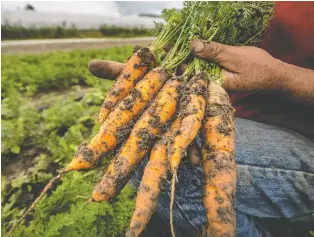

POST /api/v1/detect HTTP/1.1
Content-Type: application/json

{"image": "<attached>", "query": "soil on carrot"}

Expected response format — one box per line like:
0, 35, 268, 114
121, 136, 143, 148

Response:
178, 76, 206, 119
123, 73, 131, 79
115, 120, 136, 142
211, 152, 235, 171
136, 47, 155, 66
133, 76, 142, 86
111, 87, 125, 97
214, 196, 224, 204
105, 157, 136, 197
121, 88, 143, 111
133, 45, 142, 54
206, 104, 233, 118
103, 100, 113, 109
216, 206, 235, 224
74, 142, 95, 163
148, 115, 162, 129
216, 117, 233, 136
136, 128, 156, 152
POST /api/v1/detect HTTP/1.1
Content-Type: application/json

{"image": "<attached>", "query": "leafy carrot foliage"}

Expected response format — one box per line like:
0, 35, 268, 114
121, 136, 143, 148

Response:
2, 46, 136, 237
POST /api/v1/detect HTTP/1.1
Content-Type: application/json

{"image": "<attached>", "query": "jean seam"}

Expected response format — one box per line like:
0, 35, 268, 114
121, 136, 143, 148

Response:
236, 163, 314, 175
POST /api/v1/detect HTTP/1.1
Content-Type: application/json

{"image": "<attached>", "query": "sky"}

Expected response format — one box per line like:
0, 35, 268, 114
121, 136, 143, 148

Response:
1, 1, 183, 16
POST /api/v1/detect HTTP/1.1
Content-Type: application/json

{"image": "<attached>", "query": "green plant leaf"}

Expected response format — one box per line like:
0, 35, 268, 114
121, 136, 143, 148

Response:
10, 145, 20, 154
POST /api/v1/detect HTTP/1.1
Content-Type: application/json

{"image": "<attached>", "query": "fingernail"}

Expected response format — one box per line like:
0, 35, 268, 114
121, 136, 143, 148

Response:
88, 60, 101, 71
191, 39, 206, 54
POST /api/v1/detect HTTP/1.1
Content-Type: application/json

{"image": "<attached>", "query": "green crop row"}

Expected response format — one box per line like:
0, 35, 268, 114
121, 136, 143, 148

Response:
2, 24, 152, 40
1, 46, 137, 237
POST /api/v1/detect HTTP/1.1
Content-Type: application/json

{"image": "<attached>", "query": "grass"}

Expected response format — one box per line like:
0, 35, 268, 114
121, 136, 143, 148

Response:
1, 46, 137, 237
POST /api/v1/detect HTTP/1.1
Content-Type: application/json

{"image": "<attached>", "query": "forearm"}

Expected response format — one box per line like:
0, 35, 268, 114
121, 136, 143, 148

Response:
275, 60, 314, 106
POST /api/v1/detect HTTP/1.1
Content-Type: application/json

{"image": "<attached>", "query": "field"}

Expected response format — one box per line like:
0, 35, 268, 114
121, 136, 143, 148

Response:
2, 24, 152, 40
1, 46, 137, 236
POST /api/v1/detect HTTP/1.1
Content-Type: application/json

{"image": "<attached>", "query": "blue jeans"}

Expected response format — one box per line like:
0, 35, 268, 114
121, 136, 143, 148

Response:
130, 118, 314, 237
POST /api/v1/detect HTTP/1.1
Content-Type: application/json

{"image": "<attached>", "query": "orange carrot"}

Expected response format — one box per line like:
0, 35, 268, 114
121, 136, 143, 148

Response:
66, 67, 168, 172
199, 83, 236, 237
6, 67, 168, 237
126, 118, 181, 237
98, 47, 155, 124
89, 77, 183, 202
167, 73, 207, 237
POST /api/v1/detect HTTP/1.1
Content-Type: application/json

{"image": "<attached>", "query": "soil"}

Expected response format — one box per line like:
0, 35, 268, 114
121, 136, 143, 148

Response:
2, 37, 156, 55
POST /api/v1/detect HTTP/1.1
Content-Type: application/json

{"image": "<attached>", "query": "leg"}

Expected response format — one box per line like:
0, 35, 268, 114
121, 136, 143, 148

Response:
235, 118, 314, 219
129, 118, 314, 236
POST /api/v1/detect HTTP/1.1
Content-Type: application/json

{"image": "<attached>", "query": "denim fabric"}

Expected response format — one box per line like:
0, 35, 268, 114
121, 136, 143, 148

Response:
129, 118, 314, 237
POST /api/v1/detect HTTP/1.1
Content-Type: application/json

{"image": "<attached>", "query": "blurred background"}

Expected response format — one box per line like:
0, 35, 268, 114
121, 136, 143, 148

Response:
1, 2, 180, 237
1, 1, 183, 54
2, 1, 183, 39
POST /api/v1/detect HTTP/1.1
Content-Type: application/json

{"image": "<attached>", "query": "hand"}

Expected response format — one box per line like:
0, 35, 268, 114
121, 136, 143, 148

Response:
88, 59, 124, 80
88, 41, 314, 104
88, 50, 187, 79
190, 39, 284, 92
87, 45, 172, 79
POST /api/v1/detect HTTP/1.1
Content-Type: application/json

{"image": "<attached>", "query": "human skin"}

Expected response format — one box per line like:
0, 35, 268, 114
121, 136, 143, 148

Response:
89, 40, 314, 107
190, 39, 314, 106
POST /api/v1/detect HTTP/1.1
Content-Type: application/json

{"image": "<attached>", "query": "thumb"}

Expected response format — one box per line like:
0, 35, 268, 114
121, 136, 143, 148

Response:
88, 60, 125, 80
190, 39, 232, 66
190, 39, 239, 86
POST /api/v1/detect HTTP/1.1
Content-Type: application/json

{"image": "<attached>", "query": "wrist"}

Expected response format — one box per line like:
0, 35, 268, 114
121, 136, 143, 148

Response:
268, 59, 294, 92
270, 59, 314, 104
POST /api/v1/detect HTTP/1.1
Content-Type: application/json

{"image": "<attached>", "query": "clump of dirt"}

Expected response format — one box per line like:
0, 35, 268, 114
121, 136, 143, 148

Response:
216, 118, 232, 136
116, 120, 136, 142
189, 73, 208, 97
111, 87, 124, 97
120, 88, 142, 111
215, 196, 224, 204
178, 74, 207, 119
216, 206, 235, 224
74, 142, 94, 163
136, 128, 156, 152
103, 100, 113, 109
134, 63, 148, 69
148, 115, 162, 129
123, 73, 131, 79
136, 47, 155, 65
206, 103, 233, 118
133, 76, 142, 86
133, 45, 142, 53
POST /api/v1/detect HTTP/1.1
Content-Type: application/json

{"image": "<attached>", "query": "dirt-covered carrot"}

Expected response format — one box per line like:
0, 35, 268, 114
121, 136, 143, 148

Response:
187, 141, 202, 166
199, 83, 236, 237
98, 47, 155, 124
167, 73, 207, 237
67, 67, 169, 172
89, 77, 183, 202
126, 118, 181, 237
96, 11, 184, 125
6, 67, 168, 237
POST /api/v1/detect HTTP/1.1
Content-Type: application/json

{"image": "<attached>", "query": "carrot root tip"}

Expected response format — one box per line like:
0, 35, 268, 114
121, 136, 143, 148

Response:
170, 172, 177, 237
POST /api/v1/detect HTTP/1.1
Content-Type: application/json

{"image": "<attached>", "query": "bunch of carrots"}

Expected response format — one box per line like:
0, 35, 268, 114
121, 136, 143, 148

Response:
7, 2, 274, 237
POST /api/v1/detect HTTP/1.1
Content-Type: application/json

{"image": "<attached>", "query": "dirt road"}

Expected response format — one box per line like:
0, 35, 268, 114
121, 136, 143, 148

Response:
1, 37, 156, 55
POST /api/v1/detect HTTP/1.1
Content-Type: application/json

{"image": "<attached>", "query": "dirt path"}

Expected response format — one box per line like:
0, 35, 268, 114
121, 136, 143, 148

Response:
1, 37, 156, 55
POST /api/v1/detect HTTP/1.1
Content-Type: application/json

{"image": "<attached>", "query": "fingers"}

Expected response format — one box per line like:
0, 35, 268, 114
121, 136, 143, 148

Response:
187, 142, 202, 166
160, 44, 173, 61
176, 63, 188, 76
190, 39, 241, 91
190, 39, 235, 66
163, 44, 172, 53
88, 60, 125, 80
221, 69, 241, 91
